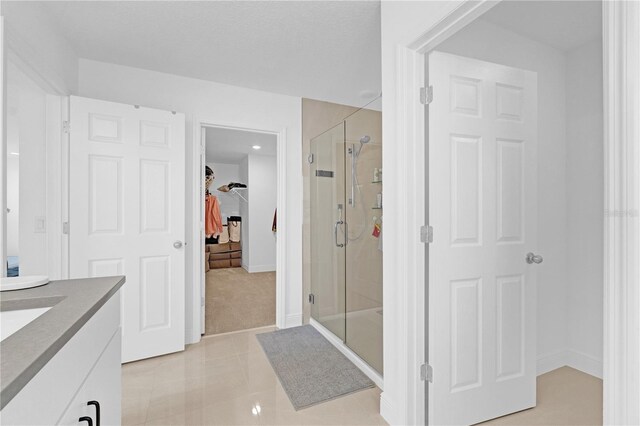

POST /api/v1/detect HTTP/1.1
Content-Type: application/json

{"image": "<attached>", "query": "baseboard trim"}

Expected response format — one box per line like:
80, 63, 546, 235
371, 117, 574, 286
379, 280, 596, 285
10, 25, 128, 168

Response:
284, 313, 302, 328
566, 349, 603, 379
379, 392, 396, 425
537, 349, 602, 379
310, 318, 384, 390
243, 264, 276, 273
185, 327, 200, 345
537, 350, 568, 376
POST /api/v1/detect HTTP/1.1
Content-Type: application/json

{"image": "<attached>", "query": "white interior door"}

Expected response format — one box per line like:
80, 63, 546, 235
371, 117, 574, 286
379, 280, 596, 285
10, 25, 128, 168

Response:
69, 96, 185, 363
428, 51, 538, 425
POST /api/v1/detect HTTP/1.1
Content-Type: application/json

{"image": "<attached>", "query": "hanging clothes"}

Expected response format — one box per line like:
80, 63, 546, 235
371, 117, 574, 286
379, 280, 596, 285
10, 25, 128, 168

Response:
205, 194, 224, 238
272, 209, 277, 233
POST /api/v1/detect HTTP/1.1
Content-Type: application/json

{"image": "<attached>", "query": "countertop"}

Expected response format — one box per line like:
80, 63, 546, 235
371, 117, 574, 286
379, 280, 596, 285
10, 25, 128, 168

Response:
0, 276, 125, 410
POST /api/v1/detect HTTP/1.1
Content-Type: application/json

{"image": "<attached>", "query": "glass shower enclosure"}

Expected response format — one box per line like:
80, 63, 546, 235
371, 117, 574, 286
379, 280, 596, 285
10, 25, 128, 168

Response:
309, 100, 383, 375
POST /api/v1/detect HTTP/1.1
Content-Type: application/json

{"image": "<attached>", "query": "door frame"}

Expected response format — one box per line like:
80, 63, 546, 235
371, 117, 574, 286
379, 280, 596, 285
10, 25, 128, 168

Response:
191, 118, 287, 340
385, 1, 640, 425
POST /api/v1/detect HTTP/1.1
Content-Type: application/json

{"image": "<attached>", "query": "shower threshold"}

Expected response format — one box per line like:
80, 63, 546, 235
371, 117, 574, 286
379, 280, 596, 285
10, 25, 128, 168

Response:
309, 317, 383, 389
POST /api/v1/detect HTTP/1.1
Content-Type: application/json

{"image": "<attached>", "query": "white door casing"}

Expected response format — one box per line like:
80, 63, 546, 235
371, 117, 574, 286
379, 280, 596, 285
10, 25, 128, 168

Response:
69, 96, 186, 363
428, 52, 538, 425
200, 126, 206, 334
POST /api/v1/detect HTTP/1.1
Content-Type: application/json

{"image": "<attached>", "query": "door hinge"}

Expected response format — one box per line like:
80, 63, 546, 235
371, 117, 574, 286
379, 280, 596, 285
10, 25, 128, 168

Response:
62, 121, 70, 134
308, 293, 315, 304
62, 222, 69, 235
420, 364, 433, 382
420, 225, 433, 243
420, 86, 433, 105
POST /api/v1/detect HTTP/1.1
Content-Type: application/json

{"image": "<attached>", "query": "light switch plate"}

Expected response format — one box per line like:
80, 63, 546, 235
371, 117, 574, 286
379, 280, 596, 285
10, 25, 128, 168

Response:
34, 216, 46, 233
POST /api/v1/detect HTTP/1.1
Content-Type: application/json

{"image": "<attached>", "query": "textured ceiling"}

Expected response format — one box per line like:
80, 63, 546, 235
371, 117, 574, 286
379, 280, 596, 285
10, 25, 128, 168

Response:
205, 127, 277, 164
482, 1, 602, 51
36, 1, 381, 107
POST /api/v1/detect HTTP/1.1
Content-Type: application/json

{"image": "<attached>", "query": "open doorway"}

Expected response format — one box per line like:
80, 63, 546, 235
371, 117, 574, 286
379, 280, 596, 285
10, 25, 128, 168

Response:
201, 126, 278, 336
425, 1, 604, 424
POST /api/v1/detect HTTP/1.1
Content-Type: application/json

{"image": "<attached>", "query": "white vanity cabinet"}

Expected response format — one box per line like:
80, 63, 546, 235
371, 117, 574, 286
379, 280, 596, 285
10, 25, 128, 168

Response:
0, 292, 122, 426
57, 331, 121, 426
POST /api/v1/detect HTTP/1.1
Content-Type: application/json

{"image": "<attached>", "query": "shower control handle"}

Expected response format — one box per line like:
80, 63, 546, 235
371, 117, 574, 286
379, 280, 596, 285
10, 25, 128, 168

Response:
334, 220, 345, 248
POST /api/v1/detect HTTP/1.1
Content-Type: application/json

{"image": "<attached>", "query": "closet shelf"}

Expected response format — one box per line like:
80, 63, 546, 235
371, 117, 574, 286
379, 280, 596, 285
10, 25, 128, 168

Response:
229, 187, 248, 202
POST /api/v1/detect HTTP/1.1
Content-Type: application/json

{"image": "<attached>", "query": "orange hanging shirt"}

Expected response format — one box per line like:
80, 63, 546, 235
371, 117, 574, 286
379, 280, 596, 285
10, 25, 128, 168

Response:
205, 195, 224, 238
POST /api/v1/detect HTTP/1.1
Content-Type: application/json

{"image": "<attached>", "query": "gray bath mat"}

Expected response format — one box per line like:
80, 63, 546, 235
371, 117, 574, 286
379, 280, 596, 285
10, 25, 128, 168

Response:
256, 325, 375, 410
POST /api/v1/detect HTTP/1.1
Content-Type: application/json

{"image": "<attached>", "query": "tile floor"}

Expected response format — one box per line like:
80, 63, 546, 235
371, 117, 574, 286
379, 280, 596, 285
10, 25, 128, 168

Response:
205, 268, 276, 335
123, 326, 602, 426
122, 326, 387, 425
482, 366, 603, 425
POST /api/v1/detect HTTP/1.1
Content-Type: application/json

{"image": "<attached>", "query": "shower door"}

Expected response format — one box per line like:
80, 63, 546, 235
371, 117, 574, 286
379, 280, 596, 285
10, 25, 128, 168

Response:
344, 107, 383, 374
310, 122, 347, 340
310, 103, 384, 376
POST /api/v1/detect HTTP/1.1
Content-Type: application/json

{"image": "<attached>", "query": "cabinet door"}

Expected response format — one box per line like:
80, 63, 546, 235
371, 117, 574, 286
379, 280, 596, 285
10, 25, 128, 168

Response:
57, 330, 121, 425
85, 331, 122, 426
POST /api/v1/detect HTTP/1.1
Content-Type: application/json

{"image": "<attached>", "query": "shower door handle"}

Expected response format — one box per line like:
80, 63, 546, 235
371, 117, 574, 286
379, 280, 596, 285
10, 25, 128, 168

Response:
334, 220, 345, 248
343, 222, 348, 246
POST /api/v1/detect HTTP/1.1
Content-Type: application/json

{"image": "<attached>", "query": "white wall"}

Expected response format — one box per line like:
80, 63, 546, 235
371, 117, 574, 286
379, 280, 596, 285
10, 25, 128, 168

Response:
566, 39, 604, 377
207, 162, 241, 220
77, 59, 303, 340
245, 154, 277, 272
1, 2, 78, 94
437, 18, 570, 371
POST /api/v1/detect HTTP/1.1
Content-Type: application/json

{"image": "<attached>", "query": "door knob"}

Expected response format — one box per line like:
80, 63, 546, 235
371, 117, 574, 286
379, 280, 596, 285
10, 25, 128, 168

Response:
173, 241, 183, 249
526, 252, 543, 264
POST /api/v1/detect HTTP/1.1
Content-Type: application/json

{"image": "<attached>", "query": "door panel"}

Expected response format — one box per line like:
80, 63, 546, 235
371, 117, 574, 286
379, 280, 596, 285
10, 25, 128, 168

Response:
309, 122, 347, 340
70, 96, 185, 363
428, 51, 538, 425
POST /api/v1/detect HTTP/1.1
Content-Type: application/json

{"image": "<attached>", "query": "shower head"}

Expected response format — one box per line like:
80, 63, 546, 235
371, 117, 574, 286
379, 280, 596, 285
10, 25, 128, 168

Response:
354, 135, 370, 158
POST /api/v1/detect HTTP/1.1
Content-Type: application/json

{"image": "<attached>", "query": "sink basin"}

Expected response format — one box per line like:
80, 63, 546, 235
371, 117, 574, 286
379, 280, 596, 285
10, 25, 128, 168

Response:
0, 276, 49, 292
0, 307, 51, 341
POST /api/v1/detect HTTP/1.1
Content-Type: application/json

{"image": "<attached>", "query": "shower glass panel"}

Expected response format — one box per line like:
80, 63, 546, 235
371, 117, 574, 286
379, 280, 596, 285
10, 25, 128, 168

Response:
310, 121, 347, 340
344, 104, 383, 374
310, 97, 383, 376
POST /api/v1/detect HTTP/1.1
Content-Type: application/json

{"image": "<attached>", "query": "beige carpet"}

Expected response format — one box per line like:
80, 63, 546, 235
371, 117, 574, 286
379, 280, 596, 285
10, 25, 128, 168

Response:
481, 366, 603, 425
205, 267, 276, 335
